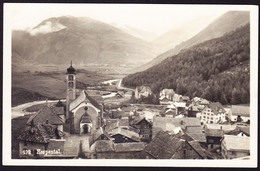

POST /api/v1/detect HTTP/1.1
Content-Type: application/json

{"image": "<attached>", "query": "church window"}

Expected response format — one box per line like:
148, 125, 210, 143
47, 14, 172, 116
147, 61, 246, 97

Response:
68, 82, 74, 88
68, 75, 74, 81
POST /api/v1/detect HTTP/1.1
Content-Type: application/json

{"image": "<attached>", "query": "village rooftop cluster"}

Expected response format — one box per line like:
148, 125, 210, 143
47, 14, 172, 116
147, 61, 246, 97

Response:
16, 64, 250, 160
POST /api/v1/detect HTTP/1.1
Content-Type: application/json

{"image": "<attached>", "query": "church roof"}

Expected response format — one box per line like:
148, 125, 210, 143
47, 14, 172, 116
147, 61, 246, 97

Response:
69, 90, 102, 111
27, 105, 64, 125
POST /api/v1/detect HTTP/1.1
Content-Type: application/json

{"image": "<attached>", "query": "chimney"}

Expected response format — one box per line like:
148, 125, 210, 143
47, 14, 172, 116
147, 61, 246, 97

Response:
180, 120, 184, 125
220, 126, 222, 130
46, 119, 49, 124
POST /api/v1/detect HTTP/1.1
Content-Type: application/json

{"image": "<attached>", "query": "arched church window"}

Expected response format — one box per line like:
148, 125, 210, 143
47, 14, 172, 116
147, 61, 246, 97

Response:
68, 75, 74, 81
68, 82, 74, 88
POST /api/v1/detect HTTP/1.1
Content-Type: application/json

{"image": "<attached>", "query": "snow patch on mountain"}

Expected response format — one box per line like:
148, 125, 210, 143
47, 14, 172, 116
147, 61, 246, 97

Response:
29, 21, 67, 36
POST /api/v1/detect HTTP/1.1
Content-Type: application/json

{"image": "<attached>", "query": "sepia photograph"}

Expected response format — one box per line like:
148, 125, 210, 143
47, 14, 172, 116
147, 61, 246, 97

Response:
2, 3, 258, 167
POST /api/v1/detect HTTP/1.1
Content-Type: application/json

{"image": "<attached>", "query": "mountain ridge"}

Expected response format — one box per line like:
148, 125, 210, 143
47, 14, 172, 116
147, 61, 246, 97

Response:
132, 11, 250, 73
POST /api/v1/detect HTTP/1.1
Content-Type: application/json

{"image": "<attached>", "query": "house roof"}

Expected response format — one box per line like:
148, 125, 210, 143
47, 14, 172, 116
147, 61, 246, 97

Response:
153, 117, 201, 131
130, 116, 152, 126
231, 105, 250, 117
109, 128, 140, 142
51, 106, 64, 115
187, 133, 206, 143
186, 126, 206, 143
27, 105, 64, 125
94, 140, 114, 152
105, 118, 130, 132
69, 90, 102, 111
160, 89, 175, 96
137, 86, 152, 94
188, 141, 207, 159
207, 102, 225, 115
238, 126, 250, 136
205, 124, 237, 132
182, 96, 190, 101
222, 135, 250, 151
114, 142, 145, 152
205, 129, 224, 137
144, 131, 183, 159
17, 123, 64, 143
93, 127, 110, 141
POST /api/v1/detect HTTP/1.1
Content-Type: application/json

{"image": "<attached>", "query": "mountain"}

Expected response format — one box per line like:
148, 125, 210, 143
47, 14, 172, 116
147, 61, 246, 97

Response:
134, 11, 250, 72
12, 16, 161, 71
153, 15, 217, 53
122, 23, 250, 105
110, 23, 159, 41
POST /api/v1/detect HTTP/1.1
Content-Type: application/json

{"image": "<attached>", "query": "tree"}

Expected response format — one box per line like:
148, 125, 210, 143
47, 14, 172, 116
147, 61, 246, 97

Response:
231, 88, 241, 104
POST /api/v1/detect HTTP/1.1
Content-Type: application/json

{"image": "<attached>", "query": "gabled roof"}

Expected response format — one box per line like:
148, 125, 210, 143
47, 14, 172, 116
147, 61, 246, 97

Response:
130, 116, 152, 126
114, 142, 145, 152
186, 126, 206, 143
105, 118, 130, 132
205, 124, 237, 133
231, 105, 250, 117
153, 117, 201, 130
188, 141, 207, 159
205, 129, 224, 137
144, 131, 183, 159
27, 105, 64, 125
93, 127, 110, 141
207, 102, 225, 115
17, 123, 64, 143
222, 135, 250, 152
51, 106, 64, 115
69, 90, 102, 111
109, 128, 140, 142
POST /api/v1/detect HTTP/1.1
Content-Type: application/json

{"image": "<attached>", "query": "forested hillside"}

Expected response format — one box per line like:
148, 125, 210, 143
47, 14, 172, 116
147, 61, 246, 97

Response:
122, 24, 250, 105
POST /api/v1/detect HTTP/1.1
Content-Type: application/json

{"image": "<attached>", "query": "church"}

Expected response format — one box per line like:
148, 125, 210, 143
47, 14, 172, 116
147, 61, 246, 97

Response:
66, 61, 104, 134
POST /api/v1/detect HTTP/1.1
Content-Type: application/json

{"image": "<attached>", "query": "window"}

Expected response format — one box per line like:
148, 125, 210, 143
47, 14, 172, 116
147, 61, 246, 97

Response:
68, 75, 74, 81
68, 82, 74, 88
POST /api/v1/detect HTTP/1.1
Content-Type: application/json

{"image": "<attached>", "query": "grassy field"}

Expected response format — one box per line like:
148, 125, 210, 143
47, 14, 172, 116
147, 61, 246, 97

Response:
12, 69, 114, 106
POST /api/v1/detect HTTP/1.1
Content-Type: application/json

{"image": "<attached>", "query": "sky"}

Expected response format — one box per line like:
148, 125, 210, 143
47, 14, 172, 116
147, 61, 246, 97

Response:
4, 4, 251, 36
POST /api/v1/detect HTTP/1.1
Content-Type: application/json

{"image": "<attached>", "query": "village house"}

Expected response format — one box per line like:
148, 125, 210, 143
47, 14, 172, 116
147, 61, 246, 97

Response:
182, 96, 190, 103
159, 96, 172, 105
89, 127, 111, 146
225, 126, 250, 137
135, 86, 152, 99
187, 104, 200, 118
130, 117, 152, 142
141, 131, 210, 159
228, 105, 250, 123
172, 93, 183, 102
108, 127, 141, 143
159, 89, 175, 101
152, 117, 206, 145
198, 102, 227, 124
221, 135, 250, 159
18, 122, 66, 158
105, 118, 131, 132
205, 128, 224, 150
26, 104, 65, 132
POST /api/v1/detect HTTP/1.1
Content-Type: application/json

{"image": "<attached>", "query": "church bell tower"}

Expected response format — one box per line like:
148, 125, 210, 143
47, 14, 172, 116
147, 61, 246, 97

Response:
66, 61, 76, 119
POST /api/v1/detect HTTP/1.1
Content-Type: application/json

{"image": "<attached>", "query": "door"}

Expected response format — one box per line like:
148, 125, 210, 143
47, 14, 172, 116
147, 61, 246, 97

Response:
83, 125, 88, 134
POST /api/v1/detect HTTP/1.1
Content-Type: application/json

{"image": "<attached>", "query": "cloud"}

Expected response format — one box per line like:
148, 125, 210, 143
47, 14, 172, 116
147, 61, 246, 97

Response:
29, 21, 66, 36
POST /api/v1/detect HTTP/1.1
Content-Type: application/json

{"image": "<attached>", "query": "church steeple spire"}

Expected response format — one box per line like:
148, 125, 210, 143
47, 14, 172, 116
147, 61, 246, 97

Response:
67, 60, 76, 74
